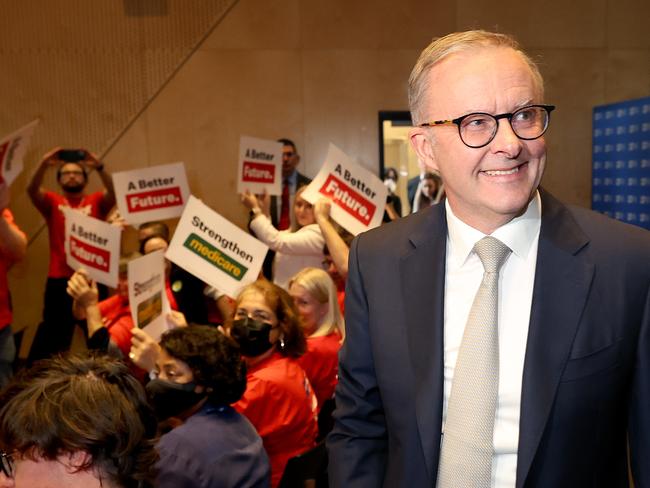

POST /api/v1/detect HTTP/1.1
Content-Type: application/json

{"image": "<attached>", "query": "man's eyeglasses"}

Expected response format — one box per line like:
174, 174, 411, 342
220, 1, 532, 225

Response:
1, 451, 15, 478
418, 104, 555, 149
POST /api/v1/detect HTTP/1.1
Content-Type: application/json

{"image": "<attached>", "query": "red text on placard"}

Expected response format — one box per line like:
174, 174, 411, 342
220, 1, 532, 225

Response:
127, 187, 183, 213
242, 161, 276, 183
319, 174, 376, 225
70, 236, 110, 272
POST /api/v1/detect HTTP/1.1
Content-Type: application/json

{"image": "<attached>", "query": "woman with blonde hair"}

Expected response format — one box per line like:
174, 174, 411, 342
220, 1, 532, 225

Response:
288, 267, 344, 412
241, 186, 325, 290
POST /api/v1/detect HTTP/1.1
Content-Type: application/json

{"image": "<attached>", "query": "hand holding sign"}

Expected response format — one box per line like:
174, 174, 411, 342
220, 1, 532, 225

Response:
129, 328, 160, 372
302, 144, 387, 236
66, 268, 99, 308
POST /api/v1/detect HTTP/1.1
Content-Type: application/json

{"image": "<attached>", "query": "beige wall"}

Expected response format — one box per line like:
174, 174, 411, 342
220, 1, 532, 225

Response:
3, 0, 649, 354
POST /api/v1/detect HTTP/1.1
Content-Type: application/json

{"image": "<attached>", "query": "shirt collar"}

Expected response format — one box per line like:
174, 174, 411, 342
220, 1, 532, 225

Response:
446, 190, 541, 267
285, 170, 298, 186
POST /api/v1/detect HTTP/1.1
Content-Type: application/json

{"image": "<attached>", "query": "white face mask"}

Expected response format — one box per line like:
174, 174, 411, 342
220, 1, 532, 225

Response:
384, 179, 397, 193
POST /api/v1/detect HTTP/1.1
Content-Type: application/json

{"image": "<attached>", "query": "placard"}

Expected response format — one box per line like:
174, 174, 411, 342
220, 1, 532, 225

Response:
237, 136, 283, 196
165, 195, 269, 298
0, 119, 39, 186
63, 208, 121, 287
112, 162, 190, 225
302, 143, 387, 235
128, 250, 172, 341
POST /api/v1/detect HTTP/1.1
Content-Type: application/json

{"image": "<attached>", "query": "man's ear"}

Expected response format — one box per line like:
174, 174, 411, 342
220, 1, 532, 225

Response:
62, 451, 92, 472
409, 128, 439, 173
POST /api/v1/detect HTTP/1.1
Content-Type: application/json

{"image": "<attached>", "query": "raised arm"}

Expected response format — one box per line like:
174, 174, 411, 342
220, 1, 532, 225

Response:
84, 150, 116, 214
314, 198, 349, 278
26, 147, 60, 215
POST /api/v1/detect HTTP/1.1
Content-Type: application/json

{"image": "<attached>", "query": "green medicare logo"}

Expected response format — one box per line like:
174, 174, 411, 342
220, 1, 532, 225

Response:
183, 233, 248, 281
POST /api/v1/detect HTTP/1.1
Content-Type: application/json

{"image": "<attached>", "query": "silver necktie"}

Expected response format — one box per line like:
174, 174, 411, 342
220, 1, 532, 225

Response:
437, 236, 512, 488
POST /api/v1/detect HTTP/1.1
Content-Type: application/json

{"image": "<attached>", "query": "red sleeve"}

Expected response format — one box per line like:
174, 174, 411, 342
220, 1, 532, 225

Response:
1, 209, 26, 240
40, 191, 59, 217
87, 191, 109, 219
107, 314, 135, 358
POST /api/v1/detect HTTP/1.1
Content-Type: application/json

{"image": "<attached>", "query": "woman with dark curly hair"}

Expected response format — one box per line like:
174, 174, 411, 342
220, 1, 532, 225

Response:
0, 353, 158, 488
227, 280, 318, 488
147, 325, 270, 488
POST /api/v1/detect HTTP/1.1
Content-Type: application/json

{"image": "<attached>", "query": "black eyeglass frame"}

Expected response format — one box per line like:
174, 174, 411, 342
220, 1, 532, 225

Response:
0, 451, 15, 478
418, 104, 556, 149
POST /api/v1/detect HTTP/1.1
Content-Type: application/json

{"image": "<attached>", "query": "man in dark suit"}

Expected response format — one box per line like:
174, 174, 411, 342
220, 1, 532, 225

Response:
328, 30, 650, 487
256, 138, 311, 279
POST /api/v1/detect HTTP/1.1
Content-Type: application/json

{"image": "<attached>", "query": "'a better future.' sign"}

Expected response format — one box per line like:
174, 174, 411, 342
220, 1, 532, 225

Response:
113, 162, 190, 225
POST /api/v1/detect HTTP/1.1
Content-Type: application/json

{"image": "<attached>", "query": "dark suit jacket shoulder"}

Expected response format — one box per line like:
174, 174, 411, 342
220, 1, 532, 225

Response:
328, 190, 650, 488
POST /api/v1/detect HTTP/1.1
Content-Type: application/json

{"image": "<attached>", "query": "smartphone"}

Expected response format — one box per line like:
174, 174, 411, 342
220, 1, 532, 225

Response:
58, 149, 86, 162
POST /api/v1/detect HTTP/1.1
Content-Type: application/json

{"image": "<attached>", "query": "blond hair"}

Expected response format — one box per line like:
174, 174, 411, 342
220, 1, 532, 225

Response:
289, 267, 345, 339
408, 30, 544, 125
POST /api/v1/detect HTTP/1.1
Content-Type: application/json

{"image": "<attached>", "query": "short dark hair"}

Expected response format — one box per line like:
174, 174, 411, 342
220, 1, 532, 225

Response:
159, 325, 247, 405
138, 221, 170, 254
138, 221, 170, 242
0, 353, 158, 488
277, 138, 297, 153
56, 161, 88, 182
383, 167, 399, 182
230, 280, 306, 358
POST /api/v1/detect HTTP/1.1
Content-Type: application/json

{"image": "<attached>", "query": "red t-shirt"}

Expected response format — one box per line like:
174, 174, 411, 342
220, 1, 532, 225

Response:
0, 209, 25, 329
97, 294, 133, 358
298, 332, 341, 410
41, 191, 106, 278
234, 353, 318, 488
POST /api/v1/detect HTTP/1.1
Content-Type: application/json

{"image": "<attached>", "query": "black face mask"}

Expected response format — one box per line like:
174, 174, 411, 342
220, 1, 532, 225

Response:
230, 317, 274, 357
145, 379, 205, 421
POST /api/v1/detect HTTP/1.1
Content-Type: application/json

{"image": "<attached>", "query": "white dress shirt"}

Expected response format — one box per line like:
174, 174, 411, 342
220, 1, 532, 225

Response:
442, 192, 541, 487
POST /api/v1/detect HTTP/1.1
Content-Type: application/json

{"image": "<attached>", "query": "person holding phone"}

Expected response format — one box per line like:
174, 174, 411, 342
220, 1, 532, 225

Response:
27, 147, 116, 362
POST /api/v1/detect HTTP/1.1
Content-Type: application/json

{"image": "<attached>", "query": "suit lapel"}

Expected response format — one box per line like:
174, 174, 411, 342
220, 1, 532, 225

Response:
400, 204, 447, 482
516, 190, 594, 487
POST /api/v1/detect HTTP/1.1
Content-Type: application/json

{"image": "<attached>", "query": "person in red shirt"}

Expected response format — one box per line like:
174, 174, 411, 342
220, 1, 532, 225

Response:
228, 280, 318, 488
289, 267, 344, 412
66, 259, 187, 381
0, 182, 27, 389
27, 147, 116, 361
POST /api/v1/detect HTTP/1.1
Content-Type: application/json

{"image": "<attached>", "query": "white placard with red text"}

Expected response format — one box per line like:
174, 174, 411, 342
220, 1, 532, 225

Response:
165, 195, 269, 298
63, 208, 121, 288
112, 162, 190, 225
128, 250, 172, 342
237, 136, 282, 196
302, 143, 387, 235
0, 119, 39, 186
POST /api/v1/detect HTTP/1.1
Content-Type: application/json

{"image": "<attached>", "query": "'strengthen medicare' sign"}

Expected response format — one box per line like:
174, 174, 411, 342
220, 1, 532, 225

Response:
165, 195, 269, 298
128, 250, 171, 342
64, 208, 121, 287
112, 162, 190, 225
302, 143, 387, 235
0, 119, 39, 186
237, 136, 282, 196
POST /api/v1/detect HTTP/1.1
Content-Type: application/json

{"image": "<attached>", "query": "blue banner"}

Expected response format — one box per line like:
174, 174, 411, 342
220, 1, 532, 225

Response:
592, 96, 650, 230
